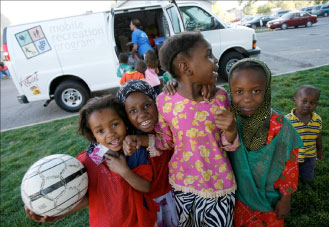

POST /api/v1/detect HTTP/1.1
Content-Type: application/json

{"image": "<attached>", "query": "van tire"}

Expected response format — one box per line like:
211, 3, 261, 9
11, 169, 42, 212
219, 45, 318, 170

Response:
54, 80, 90, 112
219, 52, 244, 81
324, 12, 328, 17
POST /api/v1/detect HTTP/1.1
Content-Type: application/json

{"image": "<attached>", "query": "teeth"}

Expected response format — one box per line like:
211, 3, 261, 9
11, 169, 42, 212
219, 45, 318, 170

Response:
140, 120, 151, 126
109, 139, 120, 145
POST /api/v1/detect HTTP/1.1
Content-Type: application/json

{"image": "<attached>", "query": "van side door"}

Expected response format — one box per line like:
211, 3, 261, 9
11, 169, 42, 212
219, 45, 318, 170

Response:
163, 4, 185, 35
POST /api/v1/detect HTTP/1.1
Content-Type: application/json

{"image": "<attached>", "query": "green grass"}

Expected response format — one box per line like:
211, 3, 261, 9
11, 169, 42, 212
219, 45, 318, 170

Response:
1, 65, 329, 226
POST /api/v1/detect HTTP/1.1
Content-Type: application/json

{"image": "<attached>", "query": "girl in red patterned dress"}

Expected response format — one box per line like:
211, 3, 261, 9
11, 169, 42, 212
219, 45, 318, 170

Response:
228, 59, 303, 227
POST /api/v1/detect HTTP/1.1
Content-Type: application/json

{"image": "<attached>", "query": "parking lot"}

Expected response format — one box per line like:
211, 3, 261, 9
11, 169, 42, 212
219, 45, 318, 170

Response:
1, 16, 329, 131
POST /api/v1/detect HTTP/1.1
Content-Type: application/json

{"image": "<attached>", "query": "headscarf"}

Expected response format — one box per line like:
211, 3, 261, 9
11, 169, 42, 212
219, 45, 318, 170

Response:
116, 80, 157, 104
228, 58, 272, 151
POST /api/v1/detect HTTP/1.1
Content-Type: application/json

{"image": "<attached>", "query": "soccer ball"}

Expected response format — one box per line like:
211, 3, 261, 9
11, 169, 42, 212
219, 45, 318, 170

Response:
21, 154, 88, 217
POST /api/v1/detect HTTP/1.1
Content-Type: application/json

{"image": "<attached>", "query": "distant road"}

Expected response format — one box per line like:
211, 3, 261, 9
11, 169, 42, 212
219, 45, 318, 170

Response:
1, 17, 329, 131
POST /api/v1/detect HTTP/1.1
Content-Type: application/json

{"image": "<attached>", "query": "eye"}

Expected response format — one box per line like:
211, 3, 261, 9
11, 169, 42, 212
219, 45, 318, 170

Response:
97, 129, 104, 134
235, 90, 243, 94
144, 103, 151, 109
252, 89, 261, 94
129, 109, 137, 114
112, 122, 119, 128
303, 101, 307, 104
311, 101, 317, 105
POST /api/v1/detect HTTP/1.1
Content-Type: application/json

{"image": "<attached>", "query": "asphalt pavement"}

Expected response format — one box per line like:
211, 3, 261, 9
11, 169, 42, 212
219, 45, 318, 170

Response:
1, 17, 329, 131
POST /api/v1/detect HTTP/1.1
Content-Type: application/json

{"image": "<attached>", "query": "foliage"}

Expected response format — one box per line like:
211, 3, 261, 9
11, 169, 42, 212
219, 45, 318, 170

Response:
1, 65, 329, 226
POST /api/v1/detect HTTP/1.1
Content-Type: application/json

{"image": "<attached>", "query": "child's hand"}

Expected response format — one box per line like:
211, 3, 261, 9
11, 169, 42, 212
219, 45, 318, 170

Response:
123, 135, 142, 156
214, 107, 237, 142
275, 195, 291, 219
24, 206, 60, 222
163, 80, 178, 95
104, 153, 129, 176
201, 84, 217, 102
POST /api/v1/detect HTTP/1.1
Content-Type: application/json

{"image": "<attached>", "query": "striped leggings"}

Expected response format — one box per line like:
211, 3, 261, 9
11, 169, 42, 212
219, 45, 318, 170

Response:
174, 191, 235, 227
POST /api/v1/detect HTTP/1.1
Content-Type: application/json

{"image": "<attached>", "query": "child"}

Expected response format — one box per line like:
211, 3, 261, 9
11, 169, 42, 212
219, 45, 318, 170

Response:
144, 49, 161, 95
162, 71, 173, 84
117, 79, 178, 227
120, 60, 146, 85
126, 32, 240, 226
117, 53, 133, 78
0, 62, 10, 79
25, 95, 158, 227
227, 59, 304, 227
286, 85, 323, 189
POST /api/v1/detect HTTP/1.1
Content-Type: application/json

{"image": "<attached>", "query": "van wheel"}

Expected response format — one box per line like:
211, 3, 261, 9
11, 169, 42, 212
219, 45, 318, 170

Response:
219, 52, 244, 81
324, 12, 328, 17
281, 23, 287, 30
54, 80, 90, 112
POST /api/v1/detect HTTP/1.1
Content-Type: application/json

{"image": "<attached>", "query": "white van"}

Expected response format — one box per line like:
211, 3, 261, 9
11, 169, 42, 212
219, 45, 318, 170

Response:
3, 1, 260, 112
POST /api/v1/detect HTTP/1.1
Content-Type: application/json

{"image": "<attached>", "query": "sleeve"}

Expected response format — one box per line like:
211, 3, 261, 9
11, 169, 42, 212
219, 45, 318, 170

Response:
120, 74, 126, 85
117, 66, 122, 78
151, 97, 174, 157
274, 147, 299, 195
219, 132, 240, 151
131, 30, 138, 44
216, 88, 240, 151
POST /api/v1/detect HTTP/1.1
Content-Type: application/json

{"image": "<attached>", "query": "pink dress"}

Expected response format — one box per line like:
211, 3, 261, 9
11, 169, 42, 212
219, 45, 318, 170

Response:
153, 89, 239, 198
145, 67, 161, 87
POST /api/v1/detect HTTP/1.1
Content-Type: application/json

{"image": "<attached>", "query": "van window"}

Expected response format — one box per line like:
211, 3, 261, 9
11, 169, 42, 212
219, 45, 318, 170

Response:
179, 6, 221, 31
166, 7, 181, 34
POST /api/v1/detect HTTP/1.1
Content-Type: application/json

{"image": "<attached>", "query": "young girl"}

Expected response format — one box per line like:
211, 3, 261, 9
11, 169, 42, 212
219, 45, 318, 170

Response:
116, 79, 178, 227
125, 32, 240, 226
145, 50, 161, 95
227, 59, 303, 227
25, 95, 158, 227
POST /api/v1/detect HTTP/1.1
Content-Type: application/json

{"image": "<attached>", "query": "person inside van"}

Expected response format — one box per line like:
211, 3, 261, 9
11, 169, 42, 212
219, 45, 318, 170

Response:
120, 60, 147, 85
117, 53, 133, 78
129, 19, 154, 59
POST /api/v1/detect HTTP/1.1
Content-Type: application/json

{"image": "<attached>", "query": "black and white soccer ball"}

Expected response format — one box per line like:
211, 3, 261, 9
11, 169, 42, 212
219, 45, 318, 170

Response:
21, 154, 88, 217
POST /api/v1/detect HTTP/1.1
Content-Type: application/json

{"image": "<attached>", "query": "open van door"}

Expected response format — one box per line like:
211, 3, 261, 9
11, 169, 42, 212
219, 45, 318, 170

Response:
162, 1, 185, 36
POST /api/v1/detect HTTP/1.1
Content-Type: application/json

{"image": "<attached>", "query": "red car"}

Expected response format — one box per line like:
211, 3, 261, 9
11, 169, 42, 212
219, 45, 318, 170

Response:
267, 11, 317, 29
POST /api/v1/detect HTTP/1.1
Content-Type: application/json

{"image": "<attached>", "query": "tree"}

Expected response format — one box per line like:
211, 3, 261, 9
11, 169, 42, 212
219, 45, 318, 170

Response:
257, 5, 272, 14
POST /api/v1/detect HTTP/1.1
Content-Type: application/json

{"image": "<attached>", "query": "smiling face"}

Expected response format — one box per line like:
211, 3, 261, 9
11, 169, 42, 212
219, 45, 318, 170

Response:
187, 39, 219, 85
124, 92, 158, 133
88, 108, 126, 151
294, 88, 319, 117
230, 68, 267, 116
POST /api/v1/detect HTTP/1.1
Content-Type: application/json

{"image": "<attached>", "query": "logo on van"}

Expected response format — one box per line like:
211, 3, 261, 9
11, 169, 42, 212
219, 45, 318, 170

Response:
15, 26, 51, 59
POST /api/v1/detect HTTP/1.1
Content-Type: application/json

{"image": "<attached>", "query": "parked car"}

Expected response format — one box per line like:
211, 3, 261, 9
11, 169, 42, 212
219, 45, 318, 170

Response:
311, 5, 322, 15
305, 7, 313, 13
274, 10, 291, 17
242, 15, 278, 29
267, 11, 317, 30
300, 7, 306, 11
312, 3, 329, 17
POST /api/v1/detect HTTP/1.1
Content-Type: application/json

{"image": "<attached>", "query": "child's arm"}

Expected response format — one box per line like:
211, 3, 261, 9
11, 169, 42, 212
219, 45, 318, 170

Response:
24, 194, 88, 222
214, 108, 238, 144
162, 80, 217, 102
123, 135, 149, 156
275, 194, 291, 219
104, 153, 151, 193
316, 133, 323, 161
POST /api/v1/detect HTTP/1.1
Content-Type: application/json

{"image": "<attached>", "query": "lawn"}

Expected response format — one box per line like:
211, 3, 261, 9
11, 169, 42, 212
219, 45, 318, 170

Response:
1, 65, 328, 226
